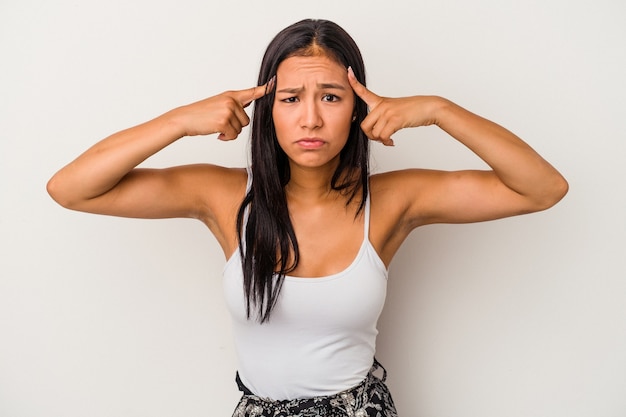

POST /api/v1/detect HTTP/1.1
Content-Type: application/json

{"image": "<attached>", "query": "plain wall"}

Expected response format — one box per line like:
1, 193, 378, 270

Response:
1, 1, 625, 416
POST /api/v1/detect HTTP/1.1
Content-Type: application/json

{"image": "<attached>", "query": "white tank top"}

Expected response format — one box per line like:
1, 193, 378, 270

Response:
223, 173, 388, 400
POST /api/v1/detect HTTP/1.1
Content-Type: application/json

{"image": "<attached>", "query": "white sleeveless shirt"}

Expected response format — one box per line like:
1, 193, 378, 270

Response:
223, 174, 388, 400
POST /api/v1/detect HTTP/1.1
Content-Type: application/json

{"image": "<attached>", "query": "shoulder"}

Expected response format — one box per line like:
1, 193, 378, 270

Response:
180, 165, 249, 254
193, 163, 248, 194
164, 164, 248, 220
367, 169, 449, 263
169, 163, 247, 180
365, 170, 428, 265
370, 169, 434, 203
369, 168, 446, 229
168, 164, 248, 192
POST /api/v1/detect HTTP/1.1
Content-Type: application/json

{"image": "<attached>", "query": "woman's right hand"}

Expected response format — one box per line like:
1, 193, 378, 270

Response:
171, 79, 274, 140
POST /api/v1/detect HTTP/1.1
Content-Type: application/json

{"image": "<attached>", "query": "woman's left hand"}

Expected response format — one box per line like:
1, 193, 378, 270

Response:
347, 67, 442, 146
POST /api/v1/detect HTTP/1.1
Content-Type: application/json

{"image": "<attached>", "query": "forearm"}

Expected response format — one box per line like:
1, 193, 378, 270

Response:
433, 97, 568, 207
47, 110, 184, 207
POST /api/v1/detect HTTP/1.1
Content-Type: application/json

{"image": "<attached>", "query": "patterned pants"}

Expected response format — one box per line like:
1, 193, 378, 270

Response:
231, 360, 398, 417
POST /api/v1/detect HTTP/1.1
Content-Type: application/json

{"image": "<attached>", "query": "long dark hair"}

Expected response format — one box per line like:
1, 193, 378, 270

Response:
236, 19, 370, 322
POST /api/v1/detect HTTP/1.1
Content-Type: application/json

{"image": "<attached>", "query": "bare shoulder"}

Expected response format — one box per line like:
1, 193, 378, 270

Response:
174, 164, 248, 219
160, 163, 247, 191
369, 169, 433, 211
369, 167, 457, 229
168, 164, 248, 256
370, 169, 431, 190
367, 170, 435, 264
179, 164, 248, 192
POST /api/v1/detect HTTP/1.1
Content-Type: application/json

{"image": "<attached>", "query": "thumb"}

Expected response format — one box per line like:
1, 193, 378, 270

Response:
347, 67, 382, 109
239, 76, 276, 108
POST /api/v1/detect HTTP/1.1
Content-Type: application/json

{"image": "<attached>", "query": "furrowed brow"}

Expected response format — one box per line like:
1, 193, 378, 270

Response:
318, 83, 346, 90
276, 83, 346, 94
277, 87, 304, 94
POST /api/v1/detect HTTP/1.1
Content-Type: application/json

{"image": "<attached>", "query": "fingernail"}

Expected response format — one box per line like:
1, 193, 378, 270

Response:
267, 75, 276, 92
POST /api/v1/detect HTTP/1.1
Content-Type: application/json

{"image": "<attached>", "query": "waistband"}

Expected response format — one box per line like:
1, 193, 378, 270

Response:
231, 358, 398, 417
235, 358, 387, 398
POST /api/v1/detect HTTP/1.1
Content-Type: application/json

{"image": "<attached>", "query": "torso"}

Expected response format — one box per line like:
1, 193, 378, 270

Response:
222, 176, 388, 399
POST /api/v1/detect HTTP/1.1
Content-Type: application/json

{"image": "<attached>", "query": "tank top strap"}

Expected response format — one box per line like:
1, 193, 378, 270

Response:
245, 166, 253, 192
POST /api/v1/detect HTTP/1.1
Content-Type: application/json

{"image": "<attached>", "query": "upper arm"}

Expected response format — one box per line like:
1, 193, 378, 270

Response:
377, 169, 552, 231
413, 169, 541, 226
52, 164, 247, 222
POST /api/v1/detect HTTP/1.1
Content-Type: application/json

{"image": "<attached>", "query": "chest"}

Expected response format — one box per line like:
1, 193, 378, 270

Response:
287, 203, 365, 278
224, 241, 388, 328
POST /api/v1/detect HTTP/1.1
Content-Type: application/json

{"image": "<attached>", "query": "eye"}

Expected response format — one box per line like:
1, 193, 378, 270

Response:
322, 94, 340, 102
281, 96, 298, 103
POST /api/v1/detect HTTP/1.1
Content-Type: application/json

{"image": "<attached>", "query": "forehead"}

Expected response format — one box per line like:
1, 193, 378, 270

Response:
276, 55, 347, 81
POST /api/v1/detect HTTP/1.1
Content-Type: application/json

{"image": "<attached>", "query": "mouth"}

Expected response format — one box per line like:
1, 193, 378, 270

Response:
295, 137, 326, 149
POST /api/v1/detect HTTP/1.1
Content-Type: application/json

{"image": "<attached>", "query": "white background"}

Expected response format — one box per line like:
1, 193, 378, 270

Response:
1, 1, 625, 416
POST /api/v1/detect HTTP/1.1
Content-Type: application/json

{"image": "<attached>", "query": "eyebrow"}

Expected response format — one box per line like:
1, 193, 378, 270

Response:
277, 83, 347, 94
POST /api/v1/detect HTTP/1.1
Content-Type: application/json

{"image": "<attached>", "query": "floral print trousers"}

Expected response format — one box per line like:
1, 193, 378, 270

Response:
231, 359, 398, 417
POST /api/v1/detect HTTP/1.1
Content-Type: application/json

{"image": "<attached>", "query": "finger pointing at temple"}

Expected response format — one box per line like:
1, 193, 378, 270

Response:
347, 67, 395, 146
241, 76, 276, 108
214, 77, 276, 141
347, 67, 382, 110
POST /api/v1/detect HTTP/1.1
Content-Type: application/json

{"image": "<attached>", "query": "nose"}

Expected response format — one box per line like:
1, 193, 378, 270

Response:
299, 99, 323, 130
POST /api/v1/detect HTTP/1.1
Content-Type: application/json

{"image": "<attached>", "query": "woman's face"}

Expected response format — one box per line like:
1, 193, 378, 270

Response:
272, 54, 355, 170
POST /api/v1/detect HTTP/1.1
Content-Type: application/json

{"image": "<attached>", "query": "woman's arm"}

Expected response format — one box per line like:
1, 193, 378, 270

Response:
348, 68, 568, 228
47, 84, 269, 220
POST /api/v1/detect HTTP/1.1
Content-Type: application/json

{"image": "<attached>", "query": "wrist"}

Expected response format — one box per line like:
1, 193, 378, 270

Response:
159, 107, 189, 139
428, 96, 453, 127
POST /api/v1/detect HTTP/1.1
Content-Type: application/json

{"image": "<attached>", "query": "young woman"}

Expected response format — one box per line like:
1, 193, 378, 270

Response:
47, 19, 568, 417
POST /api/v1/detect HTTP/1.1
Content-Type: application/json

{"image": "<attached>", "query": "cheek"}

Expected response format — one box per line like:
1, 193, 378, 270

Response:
330, 109, 354, 134
337, 99, 356, 130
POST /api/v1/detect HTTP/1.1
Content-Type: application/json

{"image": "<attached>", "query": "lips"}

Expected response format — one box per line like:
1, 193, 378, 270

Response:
295, 137, 326, 149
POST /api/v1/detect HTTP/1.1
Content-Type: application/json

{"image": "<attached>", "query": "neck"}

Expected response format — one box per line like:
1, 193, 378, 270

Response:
284, 159, 364, 209
285, 162, 338, 201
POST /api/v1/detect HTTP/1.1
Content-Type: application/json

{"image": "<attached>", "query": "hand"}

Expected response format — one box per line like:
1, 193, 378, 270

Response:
172, 77, 274, 140
347, 67, 439, 146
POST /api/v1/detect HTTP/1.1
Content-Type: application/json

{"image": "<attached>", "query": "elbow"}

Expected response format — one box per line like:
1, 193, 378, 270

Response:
46, 174, 76, 209
46, 175, 65, 206
556, 175, 569, 201
535, 173, 569, 211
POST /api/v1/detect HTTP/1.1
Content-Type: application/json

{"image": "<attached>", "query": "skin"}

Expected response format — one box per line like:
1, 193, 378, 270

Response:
273, 55, 354, 173
271, 55, 362, 276
47, 54, 569, 278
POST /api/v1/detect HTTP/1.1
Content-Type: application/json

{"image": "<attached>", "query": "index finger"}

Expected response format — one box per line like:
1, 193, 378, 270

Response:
239, 76, 276, 108
347, 67, 382, 109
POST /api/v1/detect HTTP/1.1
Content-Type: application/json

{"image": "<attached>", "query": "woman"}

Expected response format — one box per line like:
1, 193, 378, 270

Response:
47, 19, 568, 417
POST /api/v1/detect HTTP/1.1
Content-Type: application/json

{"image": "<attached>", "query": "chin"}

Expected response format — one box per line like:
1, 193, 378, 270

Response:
289, 155, 340, 170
